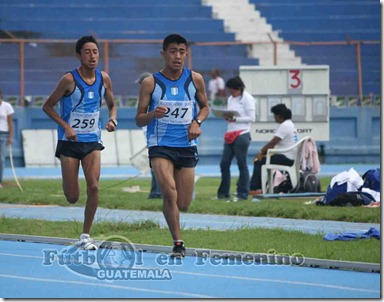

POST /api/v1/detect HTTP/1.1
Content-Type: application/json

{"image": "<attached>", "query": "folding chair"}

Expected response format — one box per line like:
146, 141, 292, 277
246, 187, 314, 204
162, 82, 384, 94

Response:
261, 136, 310, 194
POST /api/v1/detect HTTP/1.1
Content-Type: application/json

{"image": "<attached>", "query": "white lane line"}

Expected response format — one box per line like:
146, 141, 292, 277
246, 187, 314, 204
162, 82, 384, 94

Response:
0, 253, 42, 259
169, 270, 380, 294
0, 274, 214, 299
0, 252, 379, 294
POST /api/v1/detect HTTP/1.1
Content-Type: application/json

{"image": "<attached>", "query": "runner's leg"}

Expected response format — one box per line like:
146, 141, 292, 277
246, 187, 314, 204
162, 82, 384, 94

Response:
80, 150, 101, 234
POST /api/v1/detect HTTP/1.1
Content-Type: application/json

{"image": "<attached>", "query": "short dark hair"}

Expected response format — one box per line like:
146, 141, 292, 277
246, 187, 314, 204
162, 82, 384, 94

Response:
76, 36, 99, 55
271, 103, 292, 120
225, 76, 245, 92
162, 34, 188, 51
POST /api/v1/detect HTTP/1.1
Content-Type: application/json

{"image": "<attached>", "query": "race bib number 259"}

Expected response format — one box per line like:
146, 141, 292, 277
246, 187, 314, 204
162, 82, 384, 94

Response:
69, 112, 99, 134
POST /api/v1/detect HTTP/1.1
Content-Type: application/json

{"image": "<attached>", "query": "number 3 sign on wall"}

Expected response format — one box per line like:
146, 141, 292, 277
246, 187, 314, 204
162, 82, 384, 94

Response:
288, 69, 302, 94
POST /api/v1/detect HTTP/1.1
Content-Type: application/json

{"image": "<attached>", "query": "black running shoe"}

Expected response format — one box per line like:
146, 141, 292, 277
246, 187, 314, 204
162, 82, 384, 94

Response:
171, 242, 185, 258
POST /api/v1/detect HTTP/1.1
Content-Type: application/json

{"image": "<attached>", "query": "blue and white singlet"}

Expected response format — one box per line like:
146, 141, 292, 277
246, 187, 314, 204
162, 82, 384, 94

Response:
58, 69, 105, 143
146, 68, 199, 147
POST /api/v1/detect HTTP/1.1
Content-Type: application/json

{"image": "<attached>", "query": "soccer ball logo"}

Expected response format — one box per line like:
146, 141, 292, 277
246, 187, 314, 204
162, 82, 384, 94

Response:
97, 235, 136, 270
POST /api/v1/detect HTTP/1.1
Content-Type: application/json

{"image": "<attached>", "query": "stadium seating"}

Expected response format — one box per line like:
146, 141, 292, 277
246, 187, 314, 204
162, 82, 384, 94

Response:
0, 0, 379, 98
0, 0, 380, 167
0, 0, 258, 97
250, 0, 380, 97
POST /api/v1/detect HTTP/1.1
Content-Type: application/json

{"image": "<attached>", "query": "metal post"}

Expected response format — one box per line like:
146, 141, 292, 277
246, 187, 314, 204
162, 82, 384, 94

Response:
187, 44, 192, 69
19, 40, 25, 106
103, 41, 109, 74
273, 41, 278, 66
356, 42, 363, 104
267, 34, 277, 65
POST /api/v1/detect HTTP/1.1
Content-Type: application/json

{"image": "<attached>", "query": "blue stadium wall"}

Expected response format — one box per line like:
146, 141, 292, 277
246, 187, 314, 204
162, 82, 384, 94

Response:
9, 107, 380, 167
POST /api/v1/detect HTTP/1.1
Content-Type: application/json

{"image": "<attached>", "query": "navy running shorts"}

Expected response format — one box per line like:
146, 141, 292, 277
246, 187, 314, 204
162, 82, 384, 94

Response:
55, 140, 104, 160
148, 146, 199, 169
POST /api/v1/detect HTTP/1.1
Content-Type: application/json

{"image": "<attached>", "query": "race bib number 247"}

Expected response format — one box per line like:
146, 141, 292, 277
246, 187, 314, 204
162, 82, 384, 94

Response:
159, 100, 193, 125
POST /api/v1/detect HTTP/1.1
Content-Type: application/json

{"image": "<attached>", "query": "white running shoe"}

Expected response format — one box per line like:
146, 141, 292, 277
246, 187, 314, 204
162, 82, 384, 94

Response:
75, 233, 98, 250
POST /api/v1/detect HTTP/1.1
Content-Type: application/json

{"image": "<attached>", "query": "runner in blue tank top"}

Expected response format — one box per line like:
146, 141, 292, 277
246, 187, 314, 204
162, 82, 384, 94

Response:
136, 34, 209, 258
57, 68, 105, 143
43, 36, 117, 250
146, 68, 199, 147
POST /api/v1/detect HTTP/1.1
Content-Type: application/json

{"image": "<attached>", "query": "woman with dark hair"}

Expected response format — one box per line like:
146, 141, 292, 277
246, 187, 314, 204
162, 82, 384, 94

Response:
217, 76, 256, 202
250, 103, 299, 195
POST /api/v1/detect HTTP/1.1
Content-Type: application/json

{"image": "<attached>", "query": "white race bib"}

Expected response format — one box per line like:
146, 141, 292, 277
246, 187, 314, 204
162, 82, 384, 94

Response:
158, 100, 193, 125
69, 111, 99, 134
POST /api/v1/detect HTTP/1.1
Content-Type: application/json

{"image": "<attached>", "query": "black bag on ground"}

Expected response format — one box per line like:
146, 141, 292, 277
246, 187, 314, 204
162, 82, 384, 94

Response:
294, 171, 321, 193
273, 177, 293, 193
273, 171, 321, 194
329, 191, 376, 207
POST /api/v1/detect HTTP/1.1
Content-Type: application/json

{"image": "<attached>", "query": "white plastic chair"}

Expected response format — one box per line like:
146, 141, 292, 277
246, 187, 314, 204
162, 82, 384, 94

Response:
261, 136, 310, 194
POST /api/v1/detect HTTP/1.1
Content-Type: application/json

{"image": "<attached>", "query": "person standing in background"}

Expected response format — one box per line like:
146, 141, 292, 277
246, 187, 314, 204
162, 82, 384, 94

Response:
136, 34, 209, 258
0, 90, 14, 188
217, 76, 255, 202
43, 36, 117, 250
135, 72, 162, 199
208, 69, 226, 102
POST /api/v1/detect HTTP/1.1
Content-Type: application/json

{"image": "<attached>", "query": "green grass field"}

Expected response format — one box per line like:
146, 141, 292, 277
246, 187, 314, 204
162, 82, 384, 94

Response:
0, 177, 380, 263
0, 177, 379, 223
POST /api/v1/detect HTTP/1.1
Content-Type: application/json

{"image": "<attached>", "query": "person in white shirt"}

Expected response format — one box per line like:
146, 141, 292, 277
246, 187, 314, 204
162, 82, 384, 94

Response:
217, 76, 256, 201
208, 69, 226, 102
0, 90, 14, 188
250, 103, 299, 195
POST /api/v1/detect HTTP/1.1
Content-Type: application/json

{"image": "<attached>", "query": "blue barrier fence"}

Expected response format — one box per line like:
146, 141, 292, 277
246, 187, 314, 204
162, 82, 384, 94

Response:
7, 106, 380, 167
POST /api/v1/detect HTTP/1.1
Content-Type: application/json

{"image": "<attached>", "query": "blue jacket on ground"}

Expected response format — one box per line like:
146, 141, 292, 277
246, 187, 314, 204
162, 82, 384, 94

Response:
324, 227, 380, 241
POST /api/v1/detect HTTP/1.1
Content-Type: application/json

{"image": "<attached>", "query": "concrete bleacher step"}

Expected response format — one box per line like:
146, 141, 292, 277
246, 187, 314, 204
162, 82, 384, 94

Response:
202, 0, 301, 66
184, 45, 251, 57
0, 5, 214, 19
20, 31, 236, 42
280, 31, 380, 42
361, 44, 381, 55
249, 43, 302, 66
0, 66, 19, 81
1, 19, 227, 33
254, 2, 380, 17
192, 56, 259, 68
203, 0, 274, 38
4, 0, 202, 5
264, 18, 379, 31
23, 83, 57, 96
